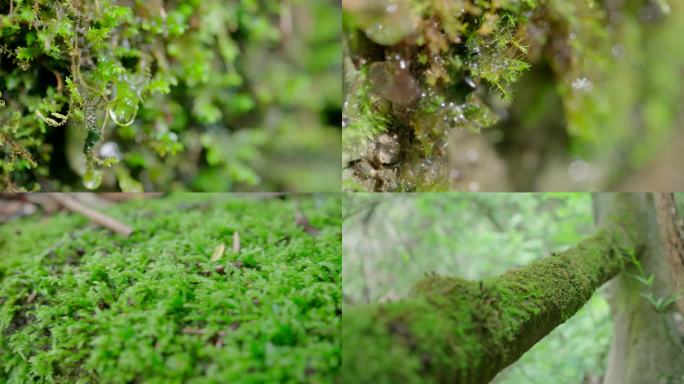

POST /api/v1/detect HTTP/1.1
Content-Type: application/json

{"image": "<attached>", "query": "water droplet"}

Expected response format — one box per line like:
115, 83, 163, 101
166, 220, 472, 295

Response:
464, 76, 477, 89
109, 79, 141, 127
108, 98, 138, 127
83, 167, 102, 190
361, 0, 417, 45
571, 77, 593, 92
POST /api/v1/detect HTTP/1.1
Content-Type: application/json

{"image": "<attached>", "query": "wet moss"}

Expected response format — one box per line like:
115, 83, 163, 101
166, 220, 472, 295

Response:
342, 228, 634, 383
343, 0, 536, 191
343, 0, 684, 191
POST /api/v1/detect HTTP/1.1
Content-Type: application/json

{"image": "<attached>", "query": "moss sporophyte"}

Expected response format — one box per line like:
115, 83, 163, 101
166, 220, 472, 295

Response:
0, 195, 341, 383
342, 0, 684, 191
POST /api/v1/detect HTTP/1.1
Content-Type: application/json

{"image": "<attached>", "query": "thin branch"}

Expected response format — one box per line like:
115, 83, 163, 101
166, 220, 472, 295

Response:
51, 194, 133, 237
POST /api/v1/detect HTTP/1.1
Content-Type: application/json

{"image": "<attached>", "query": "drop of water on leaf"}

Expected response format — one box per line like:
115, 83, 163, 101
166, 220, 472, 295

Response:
108, 98, 138, 127
83, 167, 102, 190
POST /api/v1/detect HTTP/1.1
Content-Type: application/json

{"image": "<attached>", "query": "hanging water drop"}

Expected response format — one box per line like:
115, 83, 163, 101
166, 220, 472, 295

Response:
83, 166, 102, 190
108, 97, 138, 127
109, 80, 140, 127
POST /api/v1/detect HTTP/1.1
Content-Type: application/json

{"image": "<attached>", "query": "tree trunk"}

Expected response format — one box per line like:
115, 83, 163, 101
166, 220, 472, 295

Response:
342, 194, 646, 383
600, 194, 684, 384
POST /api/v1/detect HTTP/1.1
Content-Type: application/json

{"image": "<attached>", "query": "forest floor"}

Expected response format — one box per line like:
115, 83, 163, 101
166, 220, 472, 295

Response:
0, 194, 341, 383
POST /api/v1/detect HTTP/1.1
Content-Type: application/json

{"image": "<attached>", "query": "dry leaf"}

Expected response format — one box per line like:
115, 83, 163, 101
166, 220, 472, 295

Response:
211, 243, 226, 261
232, 231, 241, 253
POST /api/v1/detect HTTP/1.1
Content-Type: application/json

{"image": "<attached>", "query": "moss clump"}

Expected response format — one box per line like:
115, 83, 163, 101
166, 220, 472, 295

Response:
343, 0, 535, 191
1, 0, 341, 192
343, 0, 684, 191
341, 228, 634, 383
0, 194, 341, 383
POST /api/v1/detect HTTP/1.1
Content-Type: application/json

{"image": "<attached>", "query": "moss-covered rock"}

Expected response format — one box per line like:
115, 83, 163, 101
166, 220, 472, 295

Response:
0, 194, 341, 383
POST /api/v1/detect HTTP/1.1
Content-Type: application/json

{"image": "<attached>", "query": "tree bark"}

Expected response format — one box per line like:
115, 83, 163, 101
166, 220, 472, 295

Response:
601, 194, 684, 384
342, 194, 646, 384
654, 193, 684, 316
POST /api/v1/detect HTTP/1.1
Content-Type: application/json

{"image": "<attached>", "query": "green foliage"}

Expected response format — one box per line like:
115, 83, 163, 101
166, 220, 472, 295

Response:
1, 0, 341, 192
0, 194, 341, 382
628, 249, 682, 313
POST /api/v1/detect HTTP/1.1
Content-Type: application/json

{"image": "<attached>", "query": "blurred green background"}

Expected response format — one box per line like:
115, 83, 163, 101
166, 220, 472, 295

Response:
343, 193, 613, 383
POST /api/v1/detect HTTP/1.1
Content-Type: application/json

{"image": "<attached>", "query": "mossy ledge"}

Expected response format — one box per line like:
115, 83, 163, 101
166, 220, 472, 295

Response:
342, 227, 638, 384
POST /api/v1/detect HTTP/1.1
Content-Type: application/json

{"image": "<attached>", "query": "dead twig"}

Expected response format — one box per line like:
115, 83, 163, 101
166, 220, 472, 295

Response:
232, 231, 240, 253
51, 194, 133, 237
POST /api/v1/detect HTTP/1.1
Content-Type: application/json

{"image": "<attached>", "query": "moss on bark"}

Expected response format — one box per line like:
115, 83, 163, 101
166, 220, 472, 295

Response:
342, 227, 636, 383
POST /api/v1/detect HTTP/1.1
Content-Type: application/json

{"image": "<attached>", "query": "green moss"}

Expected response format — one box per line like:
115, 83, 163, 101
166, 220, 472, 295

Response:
1, 0, 341, 192
343, 0, 684, 191
342, 0, 539, 191
0, 194, 341, 383
342, 228, 633, 383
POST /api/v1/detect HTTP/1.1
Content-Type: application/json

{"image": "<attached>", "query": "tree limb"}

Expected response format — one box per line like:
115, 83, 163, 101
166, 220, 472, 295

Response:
342, 194, 644, 383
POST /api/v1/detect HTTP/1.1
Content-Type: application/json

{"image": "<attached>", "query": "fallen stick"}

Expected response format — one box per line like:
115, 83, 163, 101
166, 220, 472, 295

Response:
51, 194, 133, 237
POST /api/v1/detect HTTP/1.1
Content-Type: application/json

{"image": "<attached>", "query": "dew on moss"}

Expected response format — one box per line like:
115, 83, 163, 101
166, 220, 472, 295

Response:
108, 101, 138, 127
354, 0, 418, 46
108, 81, 140, 127
83, 166, 103, 190
571, 77, 593, 92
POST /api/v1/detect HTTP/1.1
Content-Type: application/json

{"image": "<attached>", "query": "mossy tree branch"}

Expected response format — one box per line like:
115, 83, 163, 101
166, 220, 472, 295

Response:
342, 194, 646, 383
